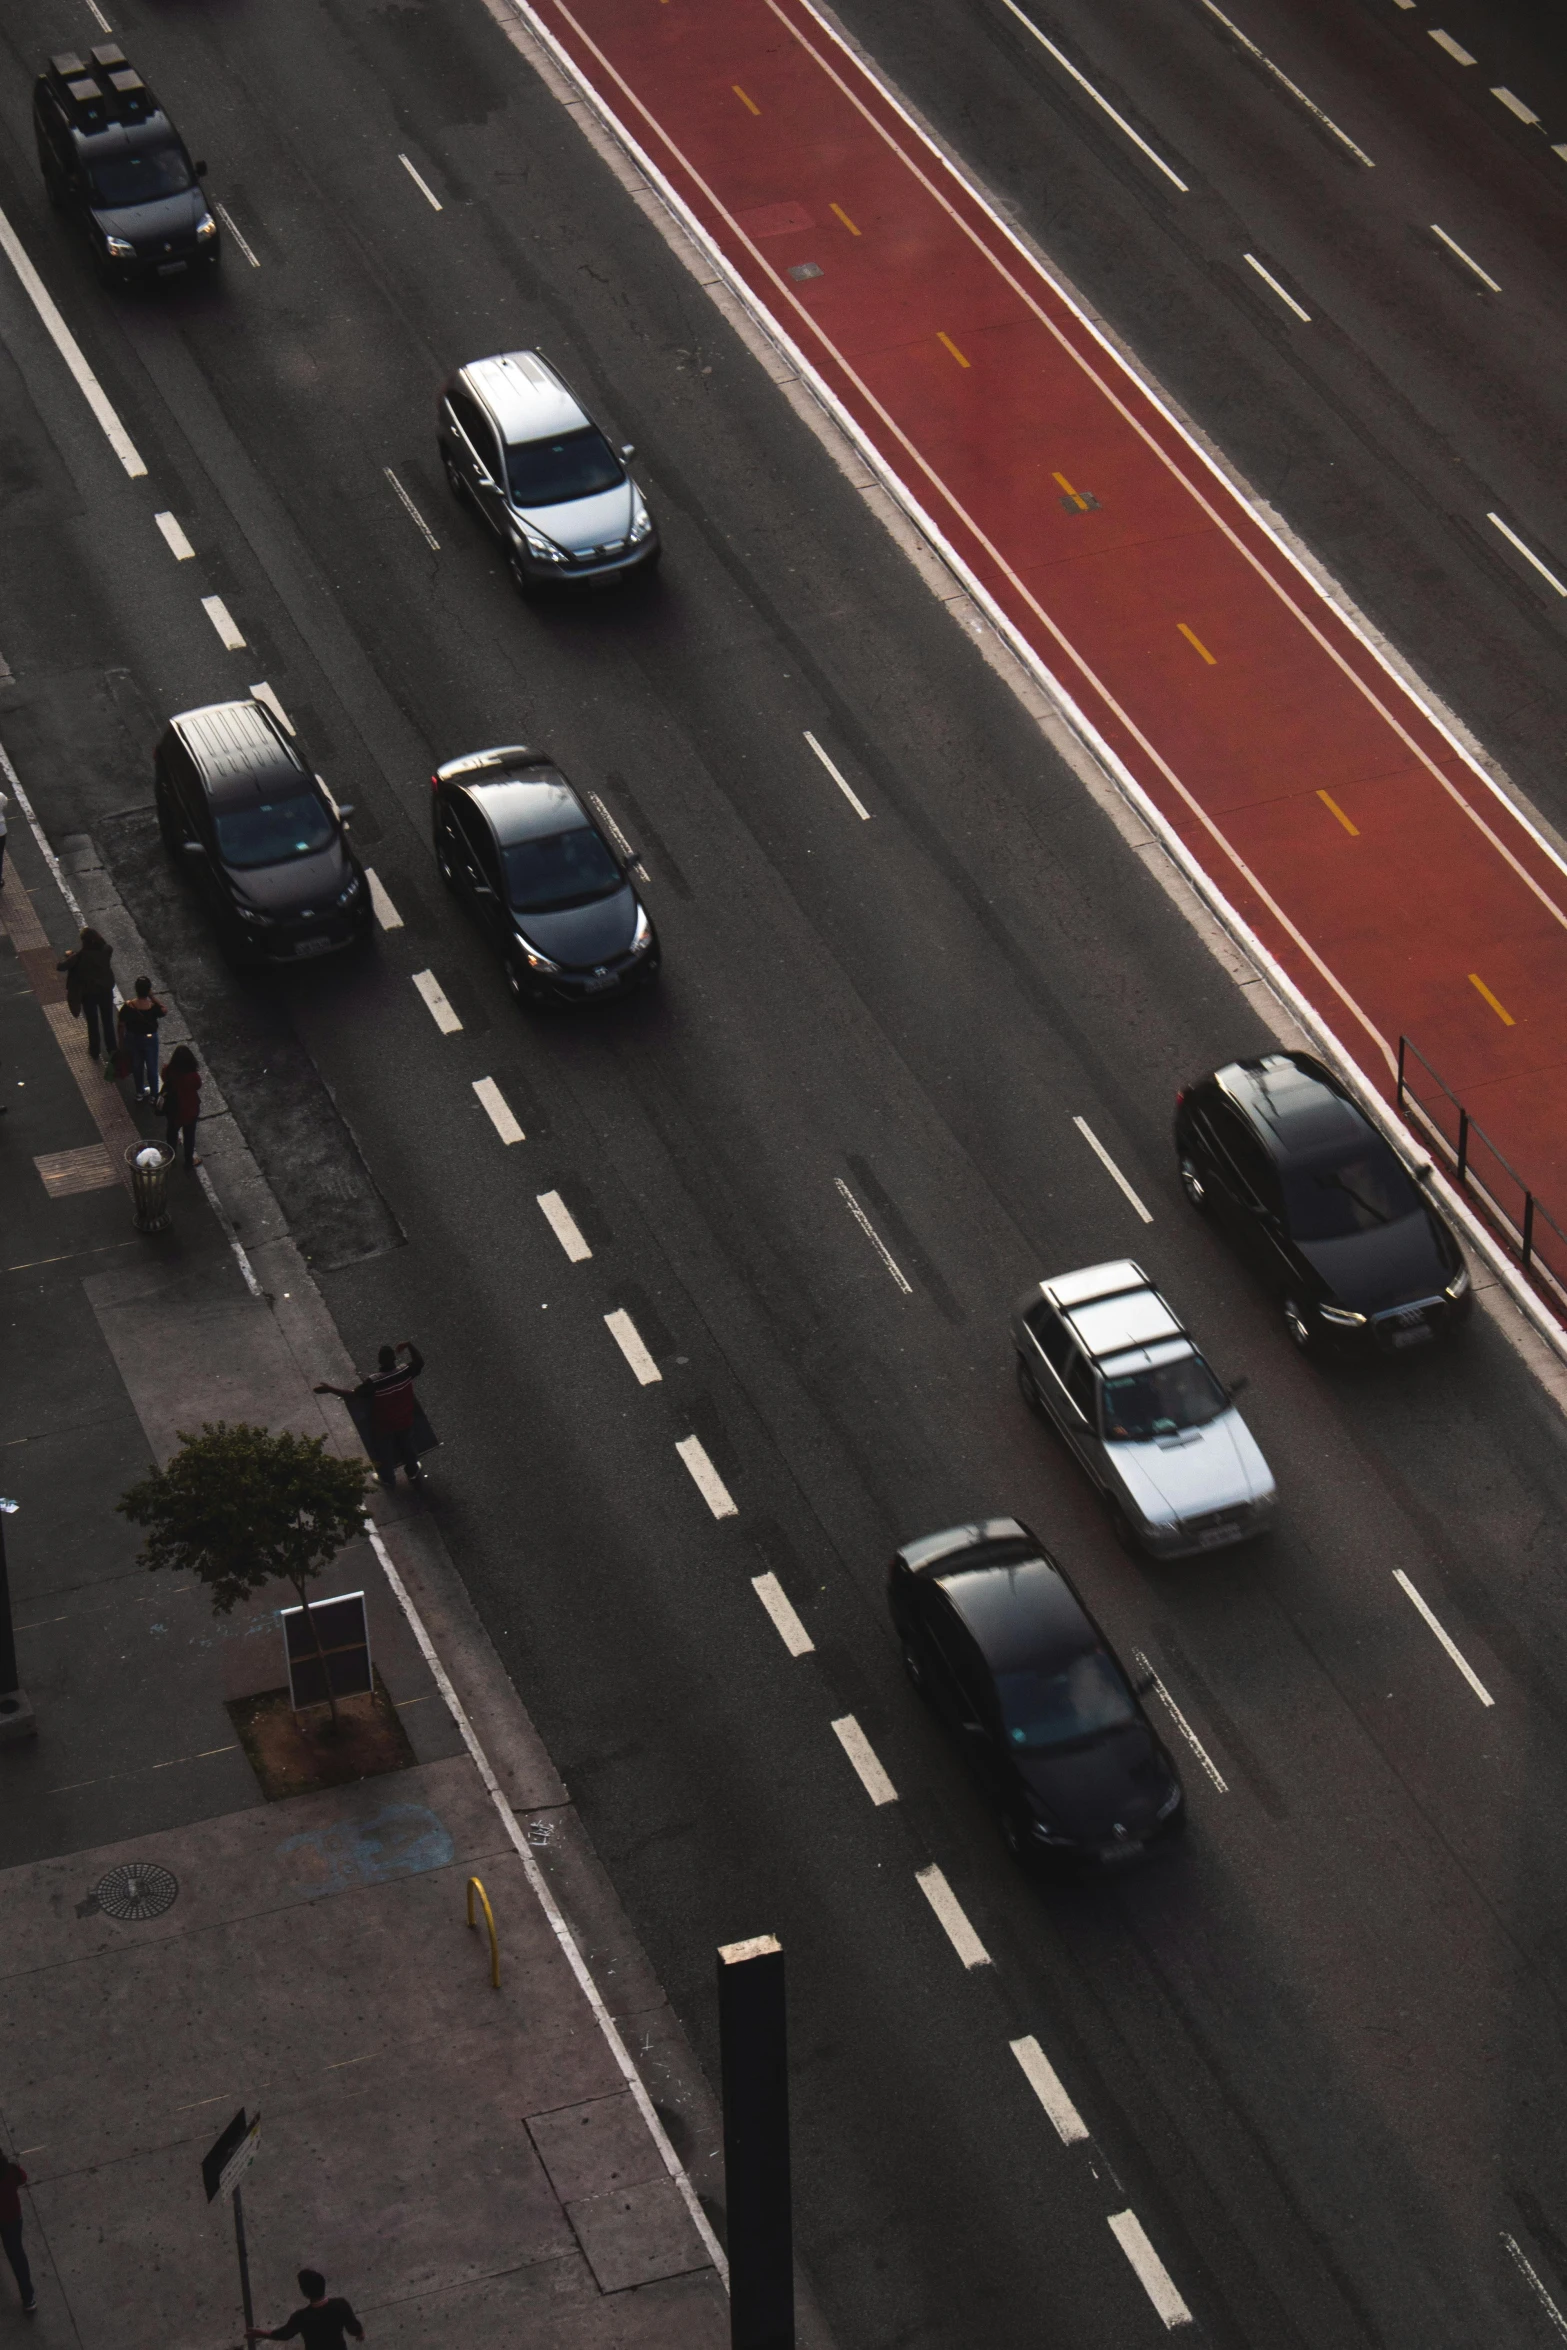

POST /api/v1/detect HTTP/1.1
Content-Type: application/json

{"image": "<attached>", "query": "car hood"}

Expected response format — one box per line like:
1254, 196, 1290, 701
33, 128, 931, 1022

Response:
515, 480, 635, 555
1110, 1409, 1274, 1526
227, 840, 350, 916
1019, 1723, 1175, 1844
514, 883, 638, 969
1296, 1212, 1454, 1313
95, 189, 205, 251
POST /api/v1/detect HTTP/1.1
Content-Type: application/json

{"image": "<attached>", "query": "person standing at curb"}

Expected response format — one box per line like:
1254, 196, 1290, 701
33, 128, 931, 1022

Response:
246, 2269, 364, 2350
57, 926, 116, 1069
117, 977, 165, 1103
0, 2148, 38, 2314
315, 1342, 427, 1490
159, 1043, 202, 1168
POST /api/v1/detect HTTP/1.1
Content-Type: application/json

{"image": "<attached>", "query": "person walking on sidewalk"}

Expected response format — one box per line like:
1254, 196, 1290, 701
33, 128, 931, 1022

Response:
0, 2148, 38, 2314
159, 1043, 202, 1169
246, 2269, 363, 2350
57, 927, 116, 1068
118, 977, 165, 1103
315, 1342, 426, 1490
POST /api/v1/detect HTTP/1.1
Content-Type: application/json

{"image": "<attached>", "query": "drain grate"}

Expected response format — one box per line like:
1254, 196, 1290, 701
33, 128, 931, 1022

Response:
92, 1861, 179, 1921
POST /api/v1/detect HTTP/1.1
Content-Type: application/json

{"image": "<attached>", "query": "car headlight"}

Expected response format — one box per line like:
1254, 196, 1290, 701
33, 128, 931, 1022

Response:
1030, 1817, 1077, 1847
336, 872, 362, 906
1318, 1304, 1367, 1327
514, 524, 568, 565
104, 234, 136, 260
631, 903, 653, 953
234, 904, 274, 927
629, 502, 653, 544
1156, 1782, 1183, 1821
514, 933, 560, 973
196, 211, 219, 241
1446, 1264, 1471, 1301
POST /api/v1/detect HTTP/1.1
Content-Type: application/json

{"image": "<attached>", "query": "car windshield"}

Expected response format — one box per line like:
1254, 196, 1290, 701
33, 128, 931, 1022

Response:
89, 145, 192, 207
1102, 1353, 1228, 1442
996, 1649, 1137, 1754
212, 792, 335, 869
1282, 1146, 1423, 1241
502, 826, 621, 912
505, 427, 623, 508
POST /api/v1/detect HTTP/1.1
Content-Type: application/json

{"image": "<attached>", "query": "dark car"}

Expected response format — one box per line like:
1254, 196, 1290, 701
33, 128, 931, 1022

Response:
155, 701, 368, 963
34, 47, 219, 283
1175, 1052, 1470, 1356
432, 748, 659, 1005
888, 1518, 1184, 1866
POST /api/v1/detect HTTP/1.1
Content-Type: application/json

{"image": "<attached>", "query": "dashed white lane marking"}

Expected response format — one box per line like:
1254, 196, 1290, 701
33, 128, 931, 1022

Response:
804, 730, 871, 821
1109, 2210, 1194, 2329
412, 968, 462, 1034
1394, 1569, 1495, 1705
249, 679, 296, 734
0, 202, 146, 476
1428, 27, 1476, 65
588, 792, 640, 870
537, 1189, 591, 1261
605, 1307, 661, 1384
384, 466, 440, 552
995, 0, 1189, 191
1010, 2035, 1090, 2145
201, 595, 246, 651
915, 1864, 991, 1968
834, 1177, 913, 1293
155, 511, 195, 561
214, 203, 259, 267
832, 1715, 898, 1805
1196, 0, 1375, 168
398, 153, 445, 211
1493, 86, 1541, 124
676, 1434, 738, 1519
1430, 222, 1501, 293
1488, 513, 1567, 596
1243, 254, 1311, 322
473, 1075, 525, 1144
1503, 2233, 1567, 2341
1072, 1115, 1154, 1222
365, 869, 403, 929
751, 1572, 814, 1655
84, 0, 112, 29
1132, 1651, 1229, 1793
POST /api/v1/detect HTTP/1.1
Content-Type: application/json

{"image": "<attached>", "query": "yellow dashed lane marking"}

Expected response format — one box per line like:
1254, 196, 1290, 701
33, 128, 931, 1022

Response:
937, 331, 971, 368
1178, 622, 1217, 665
1468, 973, 1516, 1027
733, 84, 761, 114
1317, 791, 1359, 836
830, 202, 861, 236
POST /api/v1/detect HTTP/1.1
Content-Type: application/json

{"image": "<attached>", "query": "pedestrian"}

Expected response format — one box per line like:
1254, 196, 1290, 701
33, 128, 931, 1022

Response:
315, 1341, 427, 1490
159, 1042, 202, 1169
56, 926, 116, 1068
246, 2269, 364, 2350
117, 977, 166, 1102
0, 2147, 37, 2314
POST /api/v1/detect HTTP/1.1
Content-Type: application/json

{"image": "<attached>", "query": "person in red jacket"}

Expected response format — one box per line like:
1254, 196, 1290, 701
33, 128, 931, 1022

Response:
0, 2149, 37, 2313
315, 1342, 426, 1490
159, 1042, 202, 1169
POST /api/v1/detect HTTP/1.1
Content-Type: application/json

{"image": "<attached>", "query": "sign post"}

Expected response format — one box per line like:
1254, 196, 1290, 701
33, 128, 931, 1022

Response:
203, 2108, 262, 2337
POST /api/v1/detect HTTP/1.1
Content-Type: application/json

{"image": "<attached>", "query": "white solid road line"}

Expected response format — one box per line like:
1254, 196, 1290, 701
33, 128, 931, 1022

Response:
1109, 2210, 1194, 2329
995, 0, 1189, 191
201, 595, 246, 652
0, 203, 146, 477
214, 203, 260, 267
155, 511, 195, 561
1197, 0, 1375, 168
1429, 27, 1476, 65
1010, 2035, 1089, 2146
398, 153, 445, 211
365, 869, 403, 930
1430, 222, 1501, 293
1494, 86, 1542, 125
676, 1434, 739, 1519
537, 1189, 592, 1261
249, 679, 296, 734
84, 0, 112, 28
1072, 1115, 1154, 1223
385, 466, 441, 552
834, 1177, 913, 1293
751, 1572, 814, 1655
411, 968, 462, 1034
473, 1076, 525, 1145
1503, 2233, 1567, 2341
915, 1864, 992, 1968
804, 730, 871, 820
831, 1715, 898, 1805
1243, 254, 1311, 323
588, 792, 640, 870
605, 1307, 662, 1384
1132, 1652, 1229, 1793
1488, 513, 1567, 597
1393, 1570, 1495, 1705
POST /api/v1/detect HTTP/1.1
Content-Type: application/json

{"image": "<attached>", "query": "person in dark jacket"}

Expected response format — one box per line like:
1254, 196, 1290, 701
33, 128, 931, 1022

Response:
247, 2269, 363, 2350
315, 1342, 426, 1489
57, 927, 116, 1066
0, 2150, 37, 2313
117, 977, 166, 1103
160, 1043, 202, 1169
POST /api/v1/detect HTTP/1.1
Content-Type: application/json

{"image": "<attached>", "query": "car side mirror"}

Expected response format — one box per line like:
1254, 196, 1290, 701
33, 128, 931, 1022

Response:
182, 839, 206, 859
1132, 1671, 1156, 1698
1226, 1375, 1249, 1399
961, 1719, 987, 1740
620, 443, 636, 461
335, 803, 355, 823
472, 881, 495, 899
194, 160, 208, 178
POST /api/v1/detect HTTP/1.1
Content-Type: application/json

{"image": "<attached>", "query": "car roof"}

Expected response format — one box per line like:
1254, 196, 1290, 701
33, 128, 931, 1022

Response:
896, 1519, 1030, 1575
1045, 1259, 1147, 1310
171, 701, 302, 804
937, 1555, 1097, 1671
1216, 1052, 1366, 1159
461, 352, 588, 447
1039, 1261, 1185, 1362
468, 774, 588, 844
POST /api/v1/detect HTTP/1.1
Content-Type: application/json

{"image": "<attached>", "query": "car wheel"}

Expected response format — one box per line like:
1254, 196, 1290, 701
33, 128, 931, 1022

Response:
441, 448, 468, 504
507, 544, 534, 598
1179, 1156, 1210, 1214
1015, 1353, 1044, 1413
155, 791, 181, 855
435, 833, 459, 892
1283, 1297, 1316, 1354
504, 953, 529, 1004
1107, 1498, 1143, 1556
901, 1639, 933, 1704
999, 1807, 1030, 1863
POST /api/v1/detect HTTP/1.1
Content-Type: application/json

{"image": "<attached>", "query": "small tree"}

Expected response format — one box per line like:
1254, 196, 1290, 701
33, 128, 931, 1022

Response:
119, 1422, 370, 1731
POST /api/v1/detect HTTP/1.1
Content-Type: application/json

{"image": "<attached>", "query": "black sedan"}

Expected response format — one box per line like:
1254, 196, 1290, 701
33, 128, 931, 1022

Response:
888, 1519, 1184, 1867
432, 748, 659, 1005
1175, 1052, 1470, 1355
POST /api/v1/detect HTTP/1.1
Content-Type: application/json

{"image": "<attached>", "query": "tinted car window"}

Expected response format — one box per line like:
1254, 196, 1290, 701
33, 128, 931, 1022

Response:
212, 792, 334, 869
1212, 1104, 1278, 1206
996, 1649, 1137, 1753
1064, 1351, 1098, 1424
448, 394, 499, 474
503, 826, 620, 912
1103, 1354, 1227, 1441
89, 144, 191, 205
1025, 1301, 1074, 1373
505, 427, 623, 508
1282, 1146, 1423, 1241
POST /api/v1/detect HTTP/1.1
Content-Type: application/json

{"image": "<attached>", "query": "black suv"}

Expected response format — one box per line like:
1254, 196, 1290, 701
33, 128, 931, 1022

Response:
34, 47, 219, 282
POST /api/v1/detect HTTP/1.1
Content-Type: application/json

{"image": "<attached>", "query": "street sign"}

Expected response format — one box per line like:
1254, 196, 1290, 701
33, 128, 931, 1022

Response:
281, 1591, 372, 1710
201, 2108, 260, 2203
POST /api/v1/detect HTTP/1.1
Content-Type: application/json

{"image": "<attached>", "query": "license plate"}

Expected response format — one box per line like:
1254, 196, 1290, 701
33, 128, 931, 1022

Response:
157, 260, 188, 275
581, 972, 618, 993
1391, 1326, 1432, 1349
1099, 1839, 1142, 1865
293, 934, 335, 957
1196, 1525, 1238, 1548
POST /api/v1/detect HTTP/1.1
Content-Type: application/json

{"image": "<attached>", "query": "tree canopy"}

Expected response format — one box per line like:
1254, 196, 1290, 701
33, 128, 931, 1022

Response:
119, 1421, 370, 1615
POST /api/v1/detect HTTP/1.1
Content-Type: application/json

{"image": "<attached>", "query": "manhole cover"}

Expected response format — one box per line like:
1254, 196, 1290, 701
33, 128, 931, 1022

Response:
93, 1862, 178, 1922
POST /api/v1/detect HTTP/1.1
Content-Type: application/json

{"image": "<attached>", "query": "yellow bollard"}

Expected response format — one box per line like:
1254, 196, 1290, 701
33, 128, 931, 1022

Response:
466, 1875, 499, 1988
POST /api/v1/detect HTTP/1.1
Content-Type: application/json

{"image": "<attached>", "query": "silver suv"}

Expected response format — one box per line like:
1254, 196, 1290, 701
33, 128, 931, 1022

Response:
1012, 1260, 1276, 1557
438, 350, 658, 589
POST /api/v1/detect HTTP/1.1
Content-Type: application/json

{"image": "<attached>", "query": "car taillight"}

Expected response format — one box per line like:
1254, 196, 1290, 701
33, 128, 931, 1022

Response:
430, 774, 440, 793
1176, 1088, 1187, 1105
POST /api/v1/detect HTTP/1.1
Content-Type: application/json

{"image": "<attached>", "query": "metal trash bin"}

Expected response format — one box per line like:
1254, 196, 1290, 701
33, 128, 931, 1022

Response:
125, 1140, 176, 1233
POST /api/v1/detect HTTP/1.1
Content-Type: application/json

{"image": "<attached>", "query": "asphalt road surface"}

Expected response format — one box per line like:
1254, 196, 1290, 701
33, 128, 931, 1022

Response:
4, 0, 1567, 2345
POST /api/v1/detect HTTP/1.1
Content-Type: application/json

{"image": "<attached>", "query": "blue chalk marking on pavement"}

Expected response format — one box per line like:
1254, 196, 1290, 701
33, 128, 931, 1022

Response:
279, 1804, 454, 1895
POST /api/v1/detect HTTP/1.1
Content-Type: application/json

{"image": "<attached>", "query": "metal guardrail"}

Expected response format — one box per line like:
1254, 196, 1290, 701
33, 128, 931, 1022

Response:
1396, 1035, 1567, 1311
466, 1875, 500, 1988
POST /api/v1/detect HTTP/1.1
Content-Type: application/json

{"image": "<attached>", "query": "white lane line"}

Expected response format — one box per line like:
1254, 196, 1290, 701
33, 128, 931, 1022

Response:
675, 1434, 738, 1519
214, 203, 260, 268
1197, 0, 1375, 167
1503, 2234, 1567, 2342
1243, 254, 1311, 322
398, 153, 445, 211
1555, 143, 1567, 164
1493, 86, 1541, 125
1394, 1569, 1494, 1705
605, 1307, 662, 1384
831, 1715, 898, 1805
84, 0, 112, 29
1428, 27, 1476, 65
833, 1177, 913, 1293
1071, 1114, 1154, 1223
0, 202, 146, 476
411, 967, 462, 1034
365, 868, 403, 929
915, 1863, 991, 1968
249, 679, 296, 734
155, 511, 195, 561
1109, 2210, 1194, 2329
1010, 2035, 1089, 2146
588, 792, 640, 870
473, 1075, 525, 1144
751, 1572, 814, 1655
201, 595, 246, 651
995, 0, 1189, 190
385, 466, 440, 552
1488, 513, 1567, 597
1430, 222, 1501, 293
1132, 1651, 1228, 1793
804, 730, 871, 820
537, 1189, 592, 1261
